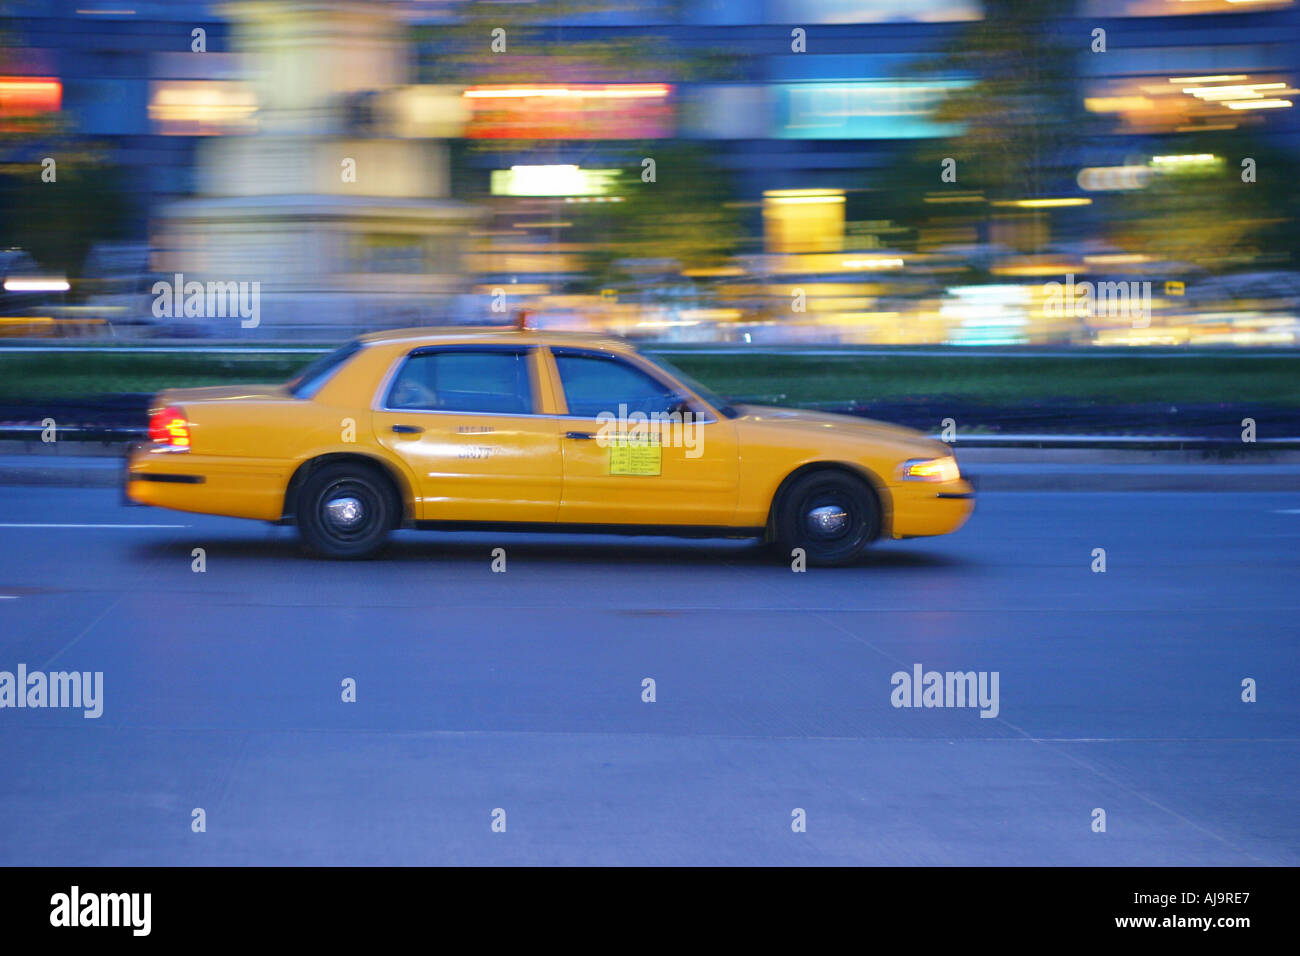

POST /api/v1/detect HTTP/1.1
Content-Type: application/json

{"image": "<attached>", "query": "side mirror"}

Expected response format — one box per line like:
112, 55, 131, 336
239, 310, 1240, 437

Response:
666, 396, 694, 418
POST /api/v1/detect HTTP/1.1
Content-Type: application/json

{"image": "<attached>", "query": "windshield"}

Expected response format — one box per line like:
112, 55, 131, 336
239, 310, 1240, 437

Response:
287, 340, 363, 399
644, 352, 739, 419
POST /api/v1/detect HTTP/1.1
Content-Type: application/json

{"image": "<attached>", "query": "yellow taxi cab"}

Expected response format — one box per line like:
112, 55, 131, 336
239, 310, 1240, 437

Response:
126, 328, 974, 564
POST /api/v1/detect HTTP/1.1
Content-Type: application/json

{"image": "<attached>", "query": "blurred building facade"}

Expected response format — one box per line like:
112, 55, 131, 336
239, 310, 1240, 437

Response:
152, 0, 474, 331
2, 0, 1299, 341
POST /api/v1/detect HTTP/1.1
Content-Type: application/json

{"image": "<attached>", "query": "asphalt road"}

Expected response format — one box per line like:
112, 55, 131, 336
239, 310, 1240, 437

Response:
0, 486, 1296, 865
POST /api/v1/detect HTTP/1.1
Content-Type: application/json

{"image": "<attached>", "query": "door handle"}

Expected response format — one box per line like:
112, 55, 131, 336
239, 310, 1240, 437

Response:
565, 431, 595, 440
391, 424, 424, 435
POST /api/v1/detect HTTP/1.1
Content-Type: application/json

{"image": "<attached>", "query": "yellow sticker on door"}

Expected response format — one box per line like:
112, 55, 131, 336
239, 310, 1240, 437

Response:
609, 434, 662, 476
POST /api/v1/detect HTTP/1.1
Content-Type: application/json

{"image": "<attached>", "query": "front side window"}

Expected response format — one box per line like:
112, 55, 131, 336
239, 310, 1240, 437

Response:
386, 348, 533, 414
553, 351, 681, 418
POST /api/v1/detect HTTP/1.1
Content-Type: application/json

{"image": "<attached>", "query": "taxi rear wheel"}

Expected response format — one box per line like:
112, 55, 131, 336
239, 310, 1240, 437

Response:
297, 462, 397, 559
774, 470, 879, 567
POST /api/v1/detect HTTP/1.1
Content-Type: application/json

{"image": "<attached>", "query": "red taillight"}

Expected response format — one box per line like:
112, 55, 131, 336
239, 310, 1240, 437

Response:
148, 405, 191, 449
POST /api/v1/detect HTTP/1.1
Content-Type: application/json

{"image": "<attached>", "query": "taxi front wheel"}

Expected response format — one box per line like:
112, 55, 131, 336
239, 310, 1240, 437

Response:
774, 470, 880, 567
297, 463, 397, 559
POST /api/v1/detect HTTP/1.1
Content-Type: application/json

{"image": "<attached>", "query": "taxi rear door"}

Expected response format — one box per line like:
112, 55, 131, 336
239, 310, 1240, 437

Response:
372, 345, 562, 523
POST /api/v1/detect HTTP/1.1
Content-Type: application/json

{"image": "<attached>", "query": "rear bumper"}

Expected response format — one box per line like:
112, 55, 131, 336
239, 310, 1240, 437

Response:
121, 446, 144, 506
124, 443, 286, 520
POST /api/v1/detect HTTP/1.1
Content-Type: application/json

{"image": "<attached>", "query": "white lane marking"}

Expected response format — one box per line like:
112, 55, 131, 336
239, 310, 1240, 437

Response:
0, 595, 16, 599
1273, 509, 1300, 514
0, 523, 190, 528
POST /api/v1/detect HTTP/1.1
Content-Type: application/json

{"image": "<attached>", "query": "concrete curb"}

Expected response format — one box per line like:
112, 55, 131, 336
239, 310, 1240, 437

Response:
966, 464, 1300, 492
0, 456, 122, 488
0, 454, 1296, 493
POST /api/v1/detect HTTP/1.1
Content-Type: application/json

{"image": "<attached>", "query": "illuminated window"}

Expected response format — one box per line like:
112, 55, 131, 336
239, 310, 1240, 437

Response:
763, 190, 846, 254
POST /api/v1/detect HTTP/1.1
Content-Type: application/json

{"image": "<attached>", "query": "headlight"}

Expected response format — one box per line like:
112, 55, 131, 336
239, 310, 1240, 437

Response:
900, 456, 960, 482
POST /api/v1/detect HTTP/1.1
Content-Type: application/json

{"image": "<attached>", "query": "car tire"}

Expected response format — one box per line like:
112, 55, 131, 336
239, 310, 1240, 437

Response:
297, 462, 397, 559
773, 469, 880, 567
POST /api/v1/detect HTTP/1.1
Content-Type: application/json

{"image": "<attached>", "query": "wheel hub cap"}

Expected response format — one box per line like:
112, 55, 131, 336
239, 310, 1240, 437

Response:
806, 504, 849, 536
325, 496, 364, 528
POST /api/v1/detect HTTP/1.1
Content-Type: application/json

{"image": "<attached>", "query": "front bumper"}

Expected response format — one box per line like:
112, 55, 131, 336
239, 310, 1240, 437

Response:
887, 477, 976, 538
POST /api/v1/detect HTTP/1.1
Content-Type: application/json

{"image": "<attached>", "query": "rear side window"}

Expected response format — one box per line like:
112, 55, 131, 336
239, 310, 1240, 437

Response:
553, 351, 678, 418
288, 340, 363, 399
386, 348, 533, 415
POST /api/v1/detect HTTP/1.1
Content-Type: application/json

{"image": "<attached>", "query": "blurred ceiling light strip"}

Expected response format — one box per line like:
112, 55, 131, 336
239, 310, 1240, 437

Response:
765, 189, 845, 205
1184, 83, 1286, 99
991, 198, 1091, 208
843, 258, 904, 270
3, 278, 70, 292
1185, 89, 1262, 99
1168, 75, 1248, 84
1225, 99, 1293, 109
766, 195, 845, 204
1084, 96, 1152, 112
1084, 254, 1152, 265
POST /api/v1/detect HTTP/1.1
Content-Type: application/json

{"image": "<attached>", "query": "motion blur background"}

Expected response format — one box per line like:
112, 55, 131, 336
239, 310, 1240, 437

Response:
0, 0, 1298, 346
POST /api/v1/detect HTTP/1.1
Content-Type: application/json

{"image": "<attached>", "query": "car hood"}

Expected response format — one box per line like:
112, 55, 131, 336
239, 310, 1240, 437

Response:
732, 404, 950, 457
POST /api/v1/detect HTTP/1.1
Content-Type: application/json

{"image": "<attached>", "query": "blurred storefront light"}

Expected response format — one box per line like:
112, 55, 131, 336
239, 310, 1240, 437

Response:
1151, 153, 1217, 164
763, 190, 846, 253
382, 85, 469, 138
0, 77, 61, 129
490, 166, 619, 197
1087, 73, 1294, 131
774, 80, 967, 139
1077, 166, 1152, 191
148, 81, 256, 135
941, 285, 1032, 346
463, 84, 672, 140
1150, 154, 1224, 174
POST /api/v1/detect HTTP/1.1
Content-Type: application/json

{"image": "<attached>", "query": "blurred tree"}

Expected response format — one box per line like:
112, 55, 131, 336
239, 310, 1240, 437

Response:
871, 0, 1095, 257
566, 143, 742, 287
884, 0, 1299, 274
0, 8, 129, 279
0, 151, 130, 280
1105, 132, 1299, 273
919, 0, 1087, 201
